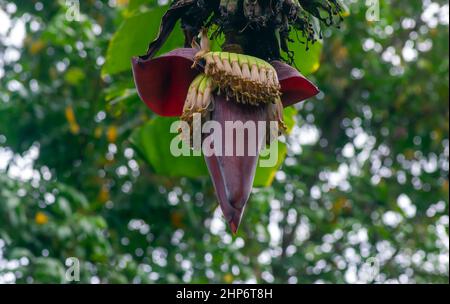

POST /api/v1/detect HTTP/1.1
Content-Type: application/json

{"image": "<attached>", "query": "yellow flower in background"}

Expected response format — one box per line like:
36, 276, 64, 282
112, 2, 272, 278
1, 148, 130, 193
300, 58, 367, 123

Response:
94, 126, 103, 138
29, 39, 46, 55
223, 273, 233, 284
98, 185, 110, 204
107, 125, 118, 143
65, 106, 80, 135
35, 212, 49, 225
69, 123, 80, 135
116, 0, 129, 6
170, 212, 184, 229
443, 180, 449, 194
65, 106, 76, 123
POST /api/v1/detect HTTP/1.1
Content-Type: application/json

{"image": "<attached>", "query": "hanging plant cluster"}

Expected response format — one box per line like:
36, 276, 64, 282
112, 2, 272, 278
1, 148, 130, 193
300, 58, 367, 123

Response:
132, 0, 344, 233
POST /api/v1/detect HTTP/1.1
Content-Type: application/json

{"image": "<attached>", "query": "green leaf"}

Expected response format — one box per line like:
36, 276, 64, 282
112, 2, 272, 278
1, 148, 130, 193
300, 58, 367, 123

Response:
64, 67, 85, 85
55, 183, 89, 210
130, 117, 209, 178
127, 0, 156, 13
283, 35, 323, 76
102, 6, 184, 77
130, 109, 296, 186
254, 141, 287, 187
7, 247, 34, 260
33, 258, 66, 283
283, 107, 298, 133
53, 197, 72, 218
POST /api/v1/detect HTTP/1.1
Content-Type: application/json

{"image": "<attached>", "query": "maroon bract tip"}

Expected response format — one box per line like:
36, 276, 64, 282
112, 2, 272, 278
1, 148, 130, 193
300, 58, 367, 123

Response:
204, 94, 267, 234
132, 48, 200, 117
271, 60, 320, 107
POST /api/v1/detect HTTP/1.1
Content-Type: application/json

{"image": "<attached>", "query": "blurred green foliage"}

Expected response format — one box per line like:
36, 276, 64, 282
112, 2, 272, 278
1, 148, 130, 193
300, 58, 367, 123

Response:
0, 0, 448, 284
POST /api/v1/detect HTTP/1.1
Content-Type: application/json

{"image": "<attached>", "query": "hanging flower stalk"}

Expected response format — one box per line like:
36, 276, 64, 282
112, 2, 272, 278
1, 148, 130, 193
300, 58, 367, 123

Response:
132, 0, 343, 233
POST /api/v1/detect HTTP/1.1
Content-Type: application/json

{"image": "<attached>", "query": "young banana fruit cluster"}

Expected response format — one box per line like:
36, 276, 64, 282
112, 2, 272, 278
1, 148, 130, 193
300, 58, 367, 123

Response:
201, 51, 281, 106
181, 51, 286, 145
181, 73, 216, 121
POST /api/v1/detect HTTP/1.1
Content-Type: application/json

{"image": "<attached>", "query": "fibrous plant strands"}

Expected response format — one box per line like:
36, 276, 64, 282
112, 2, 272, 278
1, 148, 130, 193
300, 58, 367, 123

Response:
267, 97, 287, 144
181, 73, 216, 122
142, 0, 344, 63
200, 51, 281, 106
